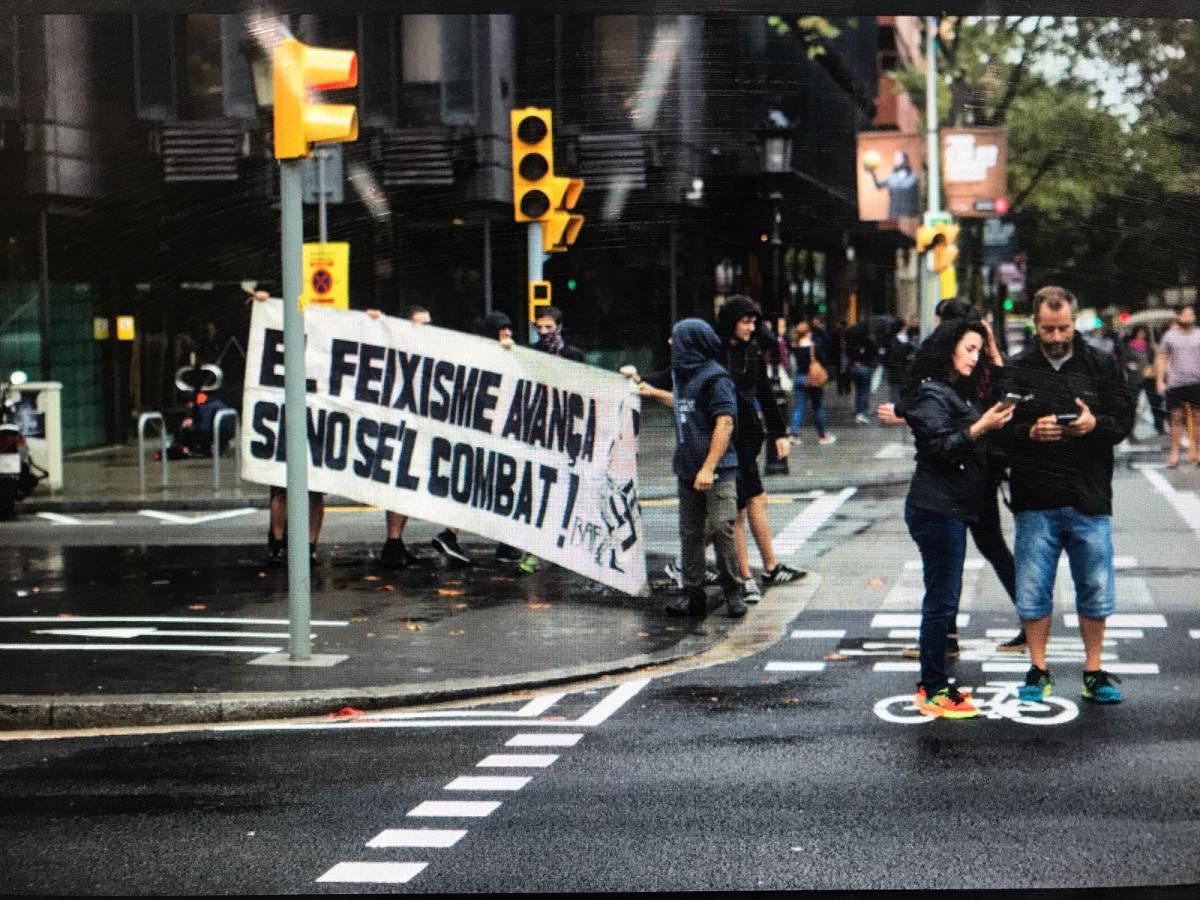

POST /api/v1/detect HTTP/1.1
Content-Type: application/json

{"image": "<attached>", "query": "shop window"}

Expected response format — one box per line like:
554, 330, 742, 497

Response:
183, 15, 224, 117
134, 14, 177, 119
396, 15, 477, 127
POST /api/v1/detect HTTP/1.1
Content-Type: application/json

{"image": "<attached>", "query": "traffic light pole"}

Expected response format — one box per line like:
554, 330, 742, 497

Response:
528, 221, 544, 343
281, 159, 312, 660
920, 15, 942, 340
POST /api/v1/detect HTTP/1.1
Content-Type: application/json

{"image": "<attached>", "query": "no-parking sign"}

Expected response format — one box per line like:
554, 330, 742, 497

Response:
301, 242, 350, 311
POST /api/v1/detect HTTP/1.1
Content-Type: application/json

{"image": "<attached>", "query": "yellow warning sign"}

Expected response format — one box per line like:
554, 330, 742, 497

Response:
301, 242, 350, 311
116, 315, 136, 341
93, 317, 110, 341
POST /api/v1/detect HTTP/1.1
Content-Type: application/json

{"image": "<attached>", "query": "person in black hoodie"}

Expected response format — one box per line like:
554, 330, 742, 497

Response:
715, 296, 806, 592
903, 318, 1015, 718
665, 318, 747, 618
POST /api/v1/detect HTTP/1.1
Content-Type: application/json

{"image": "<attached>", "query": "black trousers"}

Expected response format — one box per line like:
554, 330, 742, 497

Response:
968, 486, 1017, 605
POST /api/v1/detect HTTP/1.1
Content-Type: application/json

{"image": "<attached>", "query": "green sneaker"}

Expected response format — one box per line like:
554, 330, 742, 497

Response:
518, 553, 540, 575
1081, 669, 1123, 704
1018, 665, 1053, 702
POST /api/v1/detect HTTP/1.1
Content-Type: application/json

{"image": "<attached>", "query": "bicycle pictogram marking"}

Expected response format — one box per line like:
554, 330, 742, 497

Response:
874, 681, 1079, 726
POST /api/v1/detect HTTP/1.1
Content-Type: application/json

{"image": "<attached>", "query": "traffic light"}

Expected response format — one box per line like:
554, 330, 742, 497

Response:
541, 176, 584, 253
528, 280, 551, 322
511, 108, 556, 222
273, 38, 359, 160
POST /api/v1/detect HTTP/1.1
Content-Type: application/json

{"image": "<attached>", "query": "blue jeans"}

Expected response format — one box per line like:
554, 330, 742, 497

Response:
905, 502, 968, 694
851, 364, 874, 416
1014, 508, 1116, 621
789, 377, 828, 437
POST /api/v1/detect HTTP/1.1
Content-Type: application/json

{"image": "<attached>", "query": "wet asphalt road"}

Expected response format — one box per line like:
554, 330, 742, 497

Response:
1, 470, 1198, 893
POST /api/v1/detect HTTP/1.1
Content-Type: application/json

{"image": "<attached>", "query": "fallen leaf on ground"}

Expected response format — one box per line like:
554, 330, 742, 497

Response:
363, 575, 380, 582
366, 632, 376, 638
824, 652, 849, 661
637, 631, 651, 638
783, 697, 800, 705
188, 604, 207, 611
437, 588, 463, 597
866, 577, 885, 589
350, 616, 368, 623
527, 603, 550, 610
56, 612, 78, 619
403, 621, 422, 632
664, 626, 679, 632
453, 603, 469, 610
376, 585, 395, 592
328, 707, 363, 718
448, 630, 465, 637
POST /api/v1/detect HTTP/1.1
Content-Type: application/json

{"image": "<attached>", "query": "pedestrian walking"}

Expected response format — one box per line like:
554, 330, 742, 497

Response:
1002, 286, 1135, 705
1156, 304, 1200, 468
882, 318, 915, 405
663, 319, 748, 619
716, 296, 806, 594
844, 321, 879, 424
902, 318, 1015, 718
1119, 325, 1165, 437
788, 321, 836, 445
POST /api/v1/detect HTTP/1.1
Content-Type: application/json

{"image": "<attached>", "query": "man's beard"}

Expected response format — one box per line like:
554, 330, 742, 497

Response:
1042, 340, 1071, 358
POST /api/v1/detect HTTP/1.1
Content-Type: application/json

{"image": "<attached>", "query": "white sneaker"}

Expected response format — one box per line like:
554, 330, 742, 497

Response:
742, 579, 762, 604
855, 414, 871, 425
817, 434, 837, 445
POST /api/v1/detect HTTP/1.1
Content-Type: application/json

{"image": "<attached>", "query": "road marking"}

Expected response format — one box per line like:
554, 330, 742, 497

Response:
1100, 663, 1160, 674
366, 829, 466, 849
30, 627, 295, 639
874, 442, 910, 460
764, 661, 826, 672
873, 661, 920, 672
901, 556, 1138, 571
904, 558, 986, 570
35, 512, 113, 526
790, 629, 845, 639
1063, 614, 1167, 628
507, 733, 583, 747
773, 487, 856, 555
1190, 630, 1200, 640
887, 629, 920, 639
983, 661, 1155, 674
870, 613, 970, 628
574, 678, 648, 726
0, 616, 347, 626
137, 508, 257, 526
407, 801, 501, 818
1140, 467, 1200, 539
316, 862, 427, 884
0, 642, 281, 653
445, 776, 530, 792
370, 694, 566, 720
477, 754, 558, 768
985, 628, 1144, 640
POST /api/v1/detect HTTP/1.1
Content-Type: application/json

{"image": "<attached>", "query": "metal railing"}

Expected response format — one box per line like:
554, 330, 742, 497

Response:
212, 409, 240, 492
137, 412, 168, 494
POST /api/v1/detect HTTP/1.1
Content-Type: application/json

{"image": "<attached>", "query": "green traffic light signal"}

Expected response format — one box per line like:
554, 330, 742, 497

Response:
567, 278, 577, 291
1003, 299, 1014, 311
817, 303, 827, 314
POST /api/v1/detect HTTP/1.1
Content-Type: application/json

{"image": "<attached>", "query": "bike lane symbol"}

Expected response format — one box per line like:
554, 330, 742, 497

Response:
874, 681, 1079, 726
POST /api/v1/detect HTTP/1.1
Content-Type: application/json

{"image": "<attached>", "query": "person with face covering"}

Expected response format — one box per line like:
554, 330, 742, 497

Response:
903, 318, 1015, 718
664, 318, 748, 618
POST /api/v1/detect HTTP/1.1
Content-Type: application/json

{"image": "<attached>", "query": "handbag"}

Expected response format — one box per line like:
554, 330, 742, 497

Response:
807, 355, 829, 389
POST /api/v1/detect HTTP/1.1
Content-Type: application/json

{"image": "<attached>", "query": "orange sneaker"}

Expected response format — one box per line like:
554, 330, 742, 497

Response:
919, 686, 979, 719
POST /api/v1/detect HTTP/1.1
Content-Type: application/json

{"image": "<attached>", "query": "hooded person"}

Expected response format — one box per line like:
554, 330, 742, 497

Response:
665, 318, 748, 618
482, 310, 514, 343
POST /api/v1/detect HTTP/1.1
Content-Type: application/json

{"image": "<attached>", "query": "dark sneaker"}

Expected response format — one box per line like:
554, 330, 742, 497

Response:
919, 685, 979, 719
1019, 665, 1054, 702
1082, 669, 1123, 704
495, 543, 523, 563
433, 529, 470, 564
725, 590, 748, 618
665, 589, 706, 617
380, 538, 419, 569
266, 533, 284, 566
996, 629, 1028, 653
761, 563, 807, 585
742, 579, 762, 604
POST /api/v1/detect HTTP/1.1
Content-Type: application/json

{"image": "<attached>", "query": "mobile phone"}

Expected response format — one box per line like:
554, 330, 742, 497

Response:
1004, 392, 1033, 403
1055, 412, 1080, 424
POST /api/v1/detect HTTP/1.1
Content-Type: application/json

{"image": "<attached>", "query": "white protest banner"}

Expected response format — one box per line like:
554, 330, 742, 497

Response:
242, 300, 647, 595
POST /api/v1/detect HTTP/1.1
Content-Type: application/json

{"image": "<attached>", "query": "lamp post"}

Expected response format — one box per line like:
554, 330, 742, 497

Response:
756, 113, 794, 319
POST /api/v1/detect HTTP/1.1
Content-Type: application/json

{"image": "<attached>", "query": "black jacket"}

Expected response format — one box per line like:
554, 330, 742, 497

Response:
714, 297, 787, 446
1000, 335, 1135, 516
905, 379, 992, 521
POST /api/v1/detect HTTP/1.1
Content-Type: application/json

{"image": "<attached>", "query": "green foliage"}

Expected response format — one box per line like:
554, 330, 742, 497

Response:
767, 15, 841, 59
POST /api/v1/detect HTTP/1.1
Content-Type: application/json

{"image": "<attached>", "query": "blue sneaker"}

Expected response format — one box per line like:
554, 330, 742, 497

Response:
1081, 669, 1123, 704
1019, 665, 1053, 702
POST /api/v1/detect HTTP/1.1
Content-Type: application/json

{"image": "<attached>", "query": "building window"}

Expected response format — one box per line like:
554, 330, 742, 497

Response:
183, 15, 224, 117
396, 15, 476, 127
592, 16, 640, 126
0, 17, 16, 109
134, 14, 177, 120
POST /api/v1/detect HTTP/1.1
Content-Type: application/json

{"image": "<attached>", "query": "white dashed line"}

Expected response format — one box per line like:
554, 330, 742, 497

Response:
873, 661, 920, 672
407, 801, 501, 818
507, 733, 583, 747
1140, 467, 1200, 539
887, 629, 920, 639
477, 754, 558, 768
366, 829, 467, 849
789, 629, 845, 639
764, 661, 826, 672
1098, 663, 1160, 674
870, 613, 970, 629
316, 862, 428, 884
1063, 614, 1167, 628
444, 776, 530, 792
1190, 630, 1200, 640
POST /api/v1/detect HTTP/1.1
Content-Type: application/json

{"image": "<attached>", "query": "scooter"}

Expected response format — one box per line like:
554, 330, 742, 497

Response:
0, 371, 48, 521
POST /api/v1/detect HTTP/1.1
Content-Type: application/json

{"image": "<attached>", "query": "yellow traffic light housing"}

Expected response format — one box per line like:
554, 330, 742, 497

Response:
528, 280, 552, 322
511, 108, 556, 222
541, 176, 585, 252
273, 38, 359, 160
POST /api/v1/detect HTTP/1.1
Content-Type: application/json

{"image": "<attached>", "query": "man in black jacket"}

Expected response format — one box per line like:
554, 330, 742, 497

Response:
1002, 286, 1135, 705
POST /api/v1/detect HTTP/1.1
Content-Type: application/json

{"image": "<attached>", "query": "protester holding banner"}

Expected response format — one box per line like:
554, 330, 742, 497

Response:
533, 306, 584, 363
664, 318, 748, 619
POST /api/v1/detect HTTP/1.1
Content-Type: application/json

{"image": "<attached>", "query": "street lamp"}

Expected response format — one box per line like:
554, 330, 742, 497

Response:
756, 111, 793, 317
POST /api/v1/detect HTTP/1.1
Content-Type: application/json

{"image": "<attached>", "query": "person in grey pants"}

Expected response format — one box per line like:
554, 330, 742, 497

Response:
664, 319, 747, 619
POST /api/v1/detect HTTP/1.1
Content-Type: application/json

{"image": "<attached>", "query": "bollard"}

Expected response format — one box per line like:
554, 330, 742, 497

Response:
212, 409, 240, 492
137, 412, 167, 495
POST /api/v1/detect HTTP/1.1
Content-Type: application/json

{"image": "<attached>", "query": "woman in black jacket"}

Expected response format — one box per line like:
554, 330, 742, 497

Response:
903, 318, 1014, 719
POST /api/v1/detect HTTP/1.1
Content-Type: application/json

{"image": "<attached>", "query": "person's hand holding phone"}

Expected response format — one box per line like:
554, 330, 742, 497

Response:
1064, 397, 1096, 437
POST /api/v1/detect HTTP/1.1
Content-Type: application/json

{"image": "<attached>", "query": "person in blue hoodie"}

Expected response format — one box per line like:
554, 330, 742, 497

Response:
666, 319, 748, 618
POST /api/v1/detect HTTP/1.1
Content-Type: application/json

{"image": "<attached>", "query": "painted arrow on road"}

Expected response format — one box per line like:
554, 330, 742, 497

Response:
31, 626, 304, 639
138, 509, 257, 525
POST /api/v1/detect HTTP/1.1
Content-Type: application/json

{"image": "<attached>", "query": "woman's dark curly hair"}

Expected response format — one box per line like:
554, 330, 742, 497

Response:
904, 317, 993, 403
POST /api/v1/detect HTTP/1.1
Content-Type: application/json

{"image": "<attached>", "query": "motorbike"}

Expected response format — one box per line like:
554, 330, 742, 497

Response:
0, 371, 48, 520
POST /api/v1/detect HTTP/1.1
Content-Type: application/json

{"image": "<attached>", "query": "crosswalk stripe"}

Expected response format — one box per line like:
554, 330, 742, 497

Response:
407, 801, 501, 817
873, 661, 919, 672
444, 776, 530, 792
317, 862, 427, 884
1190, 630, 1200, 640
477, 755, 558, 768
871, 613, 970, 629
789, 629, 845, 639
366, 829, 466, 849
764, 661, 826, 672
773, 487, 856, 555
506, 733, 582, 747
887, 629, 920, 639
1063, 614, 1166, 628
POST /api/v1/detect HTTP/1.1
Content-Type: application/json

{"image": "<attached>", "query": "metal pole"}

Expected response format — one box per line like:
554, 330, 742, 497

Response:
317, 148, 329, 243
281, 159, 312, 660
38, 205, 51, 381
919, 15, 941, 340
668, 223, 678, 327
483, 219, 493, 316
527, 221, 543, 344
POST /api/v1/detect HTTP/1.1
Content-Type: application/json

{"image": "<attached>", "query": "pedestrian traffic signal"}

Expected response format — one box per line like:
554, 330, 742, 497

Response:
528, 280, 551, 322
273, 38, 358, 161
541, 176, 584, 253
511, 108, 556, 222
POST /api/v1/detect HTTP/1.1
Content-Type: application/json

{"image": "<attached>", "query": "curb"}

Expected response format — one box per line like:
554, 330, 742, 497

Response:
0, 576, 822, 733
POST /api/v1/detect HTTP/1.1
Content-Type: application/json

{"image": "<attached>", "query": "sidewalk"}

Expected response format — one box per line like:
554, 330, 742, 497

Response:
3, 390, 903, 732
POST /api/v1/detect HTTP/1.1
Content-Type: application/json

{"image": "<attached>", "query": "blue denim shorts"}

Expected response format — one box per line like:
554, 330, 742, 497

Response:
1014, 508, 1116, 621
